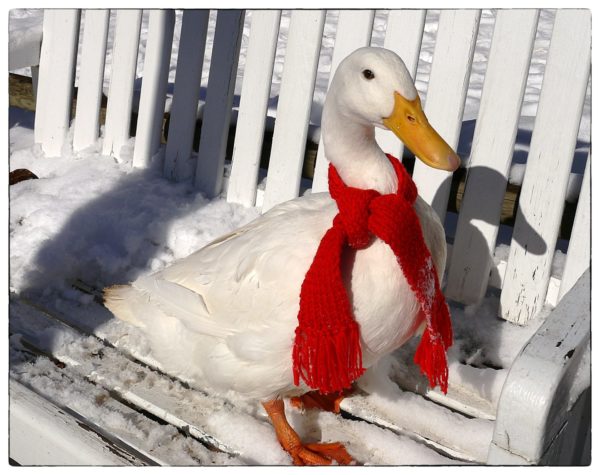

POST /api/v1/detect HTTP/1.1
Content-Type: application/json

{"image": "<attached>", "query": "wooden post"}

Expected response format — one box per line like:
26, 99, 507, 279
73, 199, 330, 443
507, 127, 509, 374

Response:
559, 157, 590, 301
163, 10, 210, 182
73, 10, 110, 153
102, 10, 142, 160
227, 10, 281, 207
194, 10, 245, 198
261, 10, 326, 211
132, 10, 176, 168
34, 9, 81, 157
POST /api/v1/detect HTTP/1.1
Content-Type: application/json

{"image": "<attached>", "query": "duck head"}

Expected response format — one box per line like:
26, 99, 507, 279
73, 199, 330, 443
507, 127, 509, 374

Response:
322, 47, 460, 174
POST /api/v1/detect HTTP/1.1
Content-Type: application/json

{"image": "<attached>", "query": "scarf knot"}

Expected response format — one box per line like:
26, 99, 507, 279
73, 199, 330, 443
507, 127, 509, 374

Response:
293, 154, 453, 395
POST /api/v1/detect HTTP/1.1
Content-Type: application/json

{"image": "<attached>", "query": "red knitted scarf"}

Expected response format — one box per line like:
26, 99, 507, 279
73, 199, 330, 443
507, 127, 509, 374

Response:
292, 154, 452, 395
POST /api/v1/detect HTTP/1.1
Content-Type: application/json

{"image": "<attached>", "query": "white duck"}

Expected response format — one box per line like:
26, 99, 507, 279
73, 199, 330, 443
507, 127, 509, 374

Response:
104, 46, 459, 465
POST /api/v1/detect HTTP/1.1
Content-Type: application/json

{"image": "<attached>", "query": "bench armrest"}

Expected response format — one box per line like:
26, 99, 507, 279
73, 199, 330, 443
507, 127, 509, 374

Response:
488, 268, 590, 464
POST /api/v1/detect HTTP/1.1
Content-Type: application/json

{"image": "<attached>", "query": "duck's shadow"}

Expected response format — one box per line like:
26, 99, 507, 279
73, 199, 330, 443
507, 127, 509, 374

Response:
15, 159, 223, 331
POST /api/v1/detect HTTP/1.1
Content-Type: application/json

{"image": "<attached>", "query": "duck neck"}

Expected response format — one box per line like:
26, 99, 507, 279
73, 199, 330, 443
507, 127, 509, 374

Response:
322, 104, 398, 195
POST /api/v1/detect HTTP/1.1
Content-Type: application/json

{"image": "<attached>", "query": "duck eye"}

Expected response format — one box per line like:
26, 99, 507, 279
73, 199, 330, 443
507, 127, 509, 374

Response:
362, 69, 375, 80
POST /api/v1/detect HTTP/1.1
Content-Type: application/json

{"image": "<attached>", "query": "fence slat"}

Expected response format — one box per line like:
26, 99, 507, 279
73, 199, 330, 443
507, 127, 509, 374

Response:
260, 10, 326, 211
374, 9, 426, 160
73, 10, 110, 153
102, 10, 142, 160
500, 10, 591, 324
194, 10, 245, 198
227, 10, 281, 207
132, 10, 175, 168
559, 159, 590, 301
311, 10, 376, 193
411, 10, 480, 220
34, 9, 81, 157
163, 10, 210, 182
445, 10, 539, 305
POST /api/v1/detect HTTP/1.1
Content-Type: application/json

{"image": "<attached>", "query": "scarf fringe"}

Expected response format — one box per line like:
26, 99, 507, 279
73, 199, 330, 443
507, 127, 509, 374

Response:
414, 327, 449, 394
293, 321, 364, 394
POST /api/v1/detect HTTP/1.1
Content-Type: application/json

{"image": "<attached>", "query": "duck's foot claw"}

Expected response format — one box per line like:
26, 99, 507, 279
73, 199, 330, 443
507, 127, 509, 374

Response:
290, 388, 351, 414
291, 442, 354, 466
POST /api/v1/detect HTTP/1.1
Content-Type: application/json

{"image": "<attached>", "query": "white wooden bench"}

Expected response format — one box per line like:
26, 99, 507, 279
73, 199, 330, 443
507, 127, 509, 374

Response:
10, 9, 590, 465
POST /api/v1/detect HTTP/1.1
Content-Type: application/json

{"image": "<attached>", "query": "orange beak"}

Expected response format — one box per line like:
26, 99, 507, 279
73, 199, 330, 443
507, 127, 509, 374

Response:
382, 92, 460, 172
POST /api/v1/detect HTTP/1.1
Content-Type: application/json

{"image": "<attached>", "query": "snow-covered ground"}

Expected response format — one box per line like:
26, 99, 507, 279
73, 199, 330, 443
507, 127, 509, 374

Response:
8, 8, 591, 465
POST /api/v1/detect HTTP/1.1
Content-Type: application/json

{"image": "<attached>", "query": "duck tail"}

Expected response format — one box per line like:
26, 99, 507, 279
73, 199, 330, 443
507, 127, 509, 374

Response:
103, 284, 145, 328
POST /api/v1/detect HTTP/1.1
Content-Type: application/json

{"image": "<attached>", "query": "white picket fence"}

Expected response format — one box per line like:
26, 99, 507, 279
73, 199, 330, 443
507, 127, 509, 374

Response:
13, 8, 591, 466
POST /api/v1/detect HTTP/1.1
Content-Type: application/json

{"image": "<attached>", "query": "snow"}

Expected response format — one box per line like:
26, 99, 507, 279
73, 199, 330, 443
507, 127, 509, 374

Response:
8, 9, 42, 70
7, 7, 591, 466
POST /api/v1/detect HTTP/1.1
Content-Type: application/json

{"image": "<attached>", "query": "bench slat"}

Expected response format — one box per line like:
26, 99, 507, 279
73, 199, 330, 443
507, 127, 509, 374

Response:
341, 390, 492, 463
132, 10, 176, 168
411, 10, 480, 220
227, 10, 281, 207
9, 346, 180, 466
311, 10, 376, 193
500, 10, 591, 324
72, 10, 110, 152
445, 10, 539, 305
374, 9, 427, 160
261, 10, 326, 211
559, 157, 590, 300
194, 10, 245, 198
163, 10, 210, 182
102, 10, 143, 160
34, 9, 81, 157
9, 379, 145, 466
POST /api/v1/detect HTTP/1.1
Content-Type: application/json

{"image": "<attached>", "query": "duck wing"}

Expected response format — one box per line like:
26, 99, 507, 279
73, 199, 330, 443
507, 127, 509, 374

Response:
106, 193, 337, 337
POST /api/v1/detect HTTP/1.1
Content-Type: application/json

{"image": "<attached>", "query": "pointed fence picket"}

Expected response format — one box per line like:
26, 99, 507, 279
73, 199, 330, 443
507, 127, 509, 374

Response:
500, 10, 591, 325
410, 10, 480, 221
374, 9, 426, 160
163, 10, 210, 182
72, 10, 110, 153
34, 10, 81, 157
445, 10, 539, 306
311, 10, 376, 193
132, 10, 175, 168
227, 10, 281, 207
101, 10, 143, 160
260, 10, 326, 212
194, 10, 245, 198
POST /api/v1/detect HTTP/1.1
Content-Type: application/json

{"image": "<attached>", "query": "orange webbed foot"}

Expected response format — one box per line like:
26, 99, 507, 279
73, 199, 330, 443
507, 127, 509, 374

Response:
289, 387, 352, 414
262, 398, 354, 466
300, 442, 354, 465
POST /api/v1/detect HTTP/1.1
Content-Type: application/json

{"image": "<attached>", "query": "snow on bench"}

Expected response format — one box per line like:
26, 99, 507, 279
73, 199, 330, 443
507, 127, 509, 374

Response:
9, 8, 590, 466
